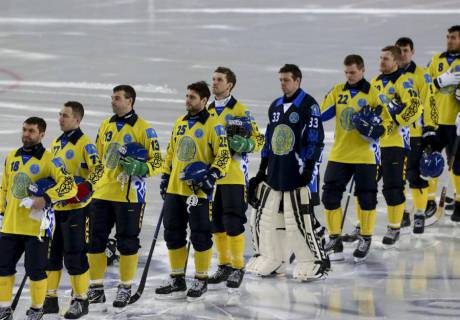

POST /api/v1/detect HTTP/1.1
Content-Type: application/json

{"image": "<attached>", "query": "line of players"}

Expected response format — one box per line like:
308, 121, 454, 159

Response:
0, 24, 459, 320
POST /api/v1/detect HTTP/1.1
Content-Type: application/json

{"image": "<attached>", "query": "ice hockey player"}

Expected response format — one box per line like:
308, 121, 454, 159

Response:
87, 85, 163, 309
426, 25, 460, 222
247, 64, 329, 281
395, 37, 438, 233
371, 45, 422, 247
0, 117, 77, 320
206, 67, 264, 290
321, 54, 389, 263
42, 101, 104, 319
155, 80, 230, 301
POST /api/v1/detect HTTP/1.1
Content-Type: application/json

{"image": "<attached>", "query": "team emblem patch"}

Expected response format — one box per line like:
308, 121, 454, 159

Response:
66, 149, 74, 160
388, 87, 395, 95
176, 136, 197, 162
105, 142, 122, 169
52, 157, 64, 168
214, 125, 226, 136
311, 104, 321, 117
194, 128, 204, 138
339, 107, 356, 131
29, 164, 40, 175
423, 73, 432, 84
146, 128, 157, 139
271, 124, 295, 156
289, 112, 299, 124
123, 134, 133, 144
358, 99, 367, 108
12, 172, 32, 199
85, 144, 97, 154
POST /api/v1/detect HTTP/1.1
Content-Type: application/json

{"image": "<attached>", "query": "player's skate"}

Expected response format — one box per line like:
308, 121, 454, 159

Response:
42, 296, 59, 314
342, 225, 360, 243
64, 298, 89, 319
353, 236, 371, 263
226, 268, 245, 289
325, 235, 344, 261
413, 211, 425, 234
401, 210, 411, 228
87, 283, 107, 311
25, 307, 44, 320
451, 202, 460, 222
208, 265, 232, 289
113, 284, 131, 310
425, 199, 437, 225
155, 275, 187, 300
186, 278, 208, 302
0, 306, 12, 320
293, 260, 328, 282
382, 227, 400, 248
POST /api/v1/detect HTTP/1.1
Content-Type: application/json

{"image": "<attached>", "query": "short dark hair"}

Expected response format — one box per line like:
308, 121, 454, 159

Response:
448, 25, 460, 34
113, 85, 136, 106
381, 45, 402, 62
279, 64, 302, 81
64, 101, 84, 120
344, 54, 365, 70
395, 37, 414, 51
214, 66, 237, 91
187, 81, 211, 100
24, 117, 47, 133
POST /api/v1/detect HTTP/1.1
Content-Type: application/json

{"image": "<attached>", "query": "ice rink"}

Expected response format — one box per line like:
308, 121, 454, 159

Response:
1, 0, 460, 319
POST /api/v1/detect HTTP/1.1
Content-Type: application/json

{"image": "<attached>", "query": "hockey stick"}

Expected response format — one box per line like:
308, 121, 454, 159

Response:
184, 241, 192, 274
128, 208, 164, 304
341, 178, 355, 232
11, 274, 28, 311
434, 135, 460, 222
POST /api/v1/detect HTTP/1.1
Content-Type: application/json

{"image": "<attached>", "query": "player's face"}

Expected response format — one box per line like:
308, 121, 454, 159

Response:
344, 64, 364, 85
447, 31, 460, 53
111, 90, 133, 116
279, 72, 300, 96
398, 45, 414, 66
212, 72, 232, 98
59, 106, 80, 132
379, 51, 398, 74
22, 123, 44, 147
185, 89, 207, 114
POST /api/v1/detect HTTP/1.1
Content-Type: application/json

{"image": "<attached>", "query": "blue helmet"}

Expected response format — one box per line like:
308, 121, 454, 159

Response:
118, 142, 148, 162
420, 151, 445, 180
180, 162, 208, 185
28, 177, 57, 197
226, 116, 252, 138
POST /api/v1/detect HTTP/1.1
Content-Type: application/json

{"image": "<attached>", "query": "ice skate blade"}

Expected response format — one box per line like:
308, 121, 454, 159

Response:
155, 291, 187, 300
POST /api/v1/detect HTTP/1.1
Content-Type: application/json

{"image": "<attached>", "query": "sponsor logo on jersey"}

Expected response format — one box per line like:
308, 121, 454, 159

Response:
339, 107, 356, 131
66, 149, 74, 160
271, 124, 295, 156
176, 136, 197, 162
289, 112, 299, 124
194, 128, 204, 138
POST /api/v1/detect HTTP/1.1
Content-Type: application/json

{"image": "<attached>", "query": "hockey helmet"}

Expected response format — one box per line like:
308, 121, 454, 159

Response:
180, 161, 208, 185
118, 142, 148, 162
226, 116, 252, 138
420, 151, 445, 180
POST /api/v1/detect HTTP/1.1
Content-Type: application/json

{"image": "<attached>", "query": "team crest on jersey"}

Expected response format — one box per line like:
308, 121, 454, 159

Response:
146, 128, 157, 139
176, 136, 197, 162
214, 124, 226, 136
289, 112, 299, 124
123, 134, 133, 144
105, 142, 122, 169
271, 124, 295, 156
339, 107, 356, 131
66, 149, 74, 160
194, 128, 204, 139
311, 104, 321, 117
358, 99, 367, 108
85, 144, 97, 155
388, 87, 395, 95
29, 164, 40, 175
52, 157, 65, 168
403, 81, 412, 89
423, 73, 432, 84
12, 172, 32, 199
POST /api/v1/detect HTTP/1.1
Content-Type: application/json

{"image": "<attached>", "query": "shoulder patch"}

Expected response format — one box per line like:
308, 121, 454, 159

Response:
311, 104, 321, 117
403, 81, 413, 89
214, 124, 226, 136
146, 127, 157, 139
85, 144, 97, 155
52, 157, 65, 168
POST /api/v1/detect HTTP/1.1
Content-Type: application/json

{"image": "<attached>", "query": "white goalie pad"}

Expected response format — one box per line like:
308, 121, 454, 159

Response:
284, 187, 328, 281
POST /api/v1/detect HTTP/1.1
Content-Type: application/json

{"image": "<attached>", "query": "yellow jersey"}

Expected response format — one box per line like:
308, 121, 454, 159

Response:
50, 128, 104, 211
0, 143, 77, 236
427, 52, 460, 125
93, 110, 163, 203
208, 96, 264, 185
163, 108, 231, 199
371, 69, 422, 149
321, 79, 391, 164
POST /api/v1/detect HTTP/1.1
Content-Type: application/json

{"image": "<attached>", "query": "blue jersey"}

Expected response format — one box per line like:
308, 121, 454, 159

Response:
262, 88, 324, 191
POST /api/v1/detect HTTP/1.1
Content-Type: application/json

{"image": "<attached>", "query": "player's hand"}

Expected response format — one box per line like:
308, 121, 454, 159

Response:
160, 174, 170, 200
66, 182, 92, 204
437, 67, 460, 88
229, 135, 255, 154
120, 156, 149, 176
31, 196, 47, 210
196, 168, 220, 194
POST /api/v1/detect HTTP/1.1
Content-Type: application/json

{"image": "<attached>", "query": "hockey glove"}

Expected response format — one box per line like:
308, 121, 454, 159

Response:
436, 67, 460, 88
196, 168, 220, 194
229, 135, 255, 154
66, 181, 92, 204
421, 126, 438, 151
120, 156, 149, 176
248, 170, 267, 208
299, 159, 316, 186
387, 98, 404, 124
160, 174, 170, 200
352, 105, 384, 140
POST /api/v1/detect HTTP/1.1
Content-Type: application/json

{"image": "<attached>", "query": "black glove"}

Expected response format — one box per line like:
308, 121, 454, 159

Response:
197, 168, 220, 194
160, 174, 170, 200
248, 170, 267, 208
300, 160, 316, 186
422, 126, 438, 151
